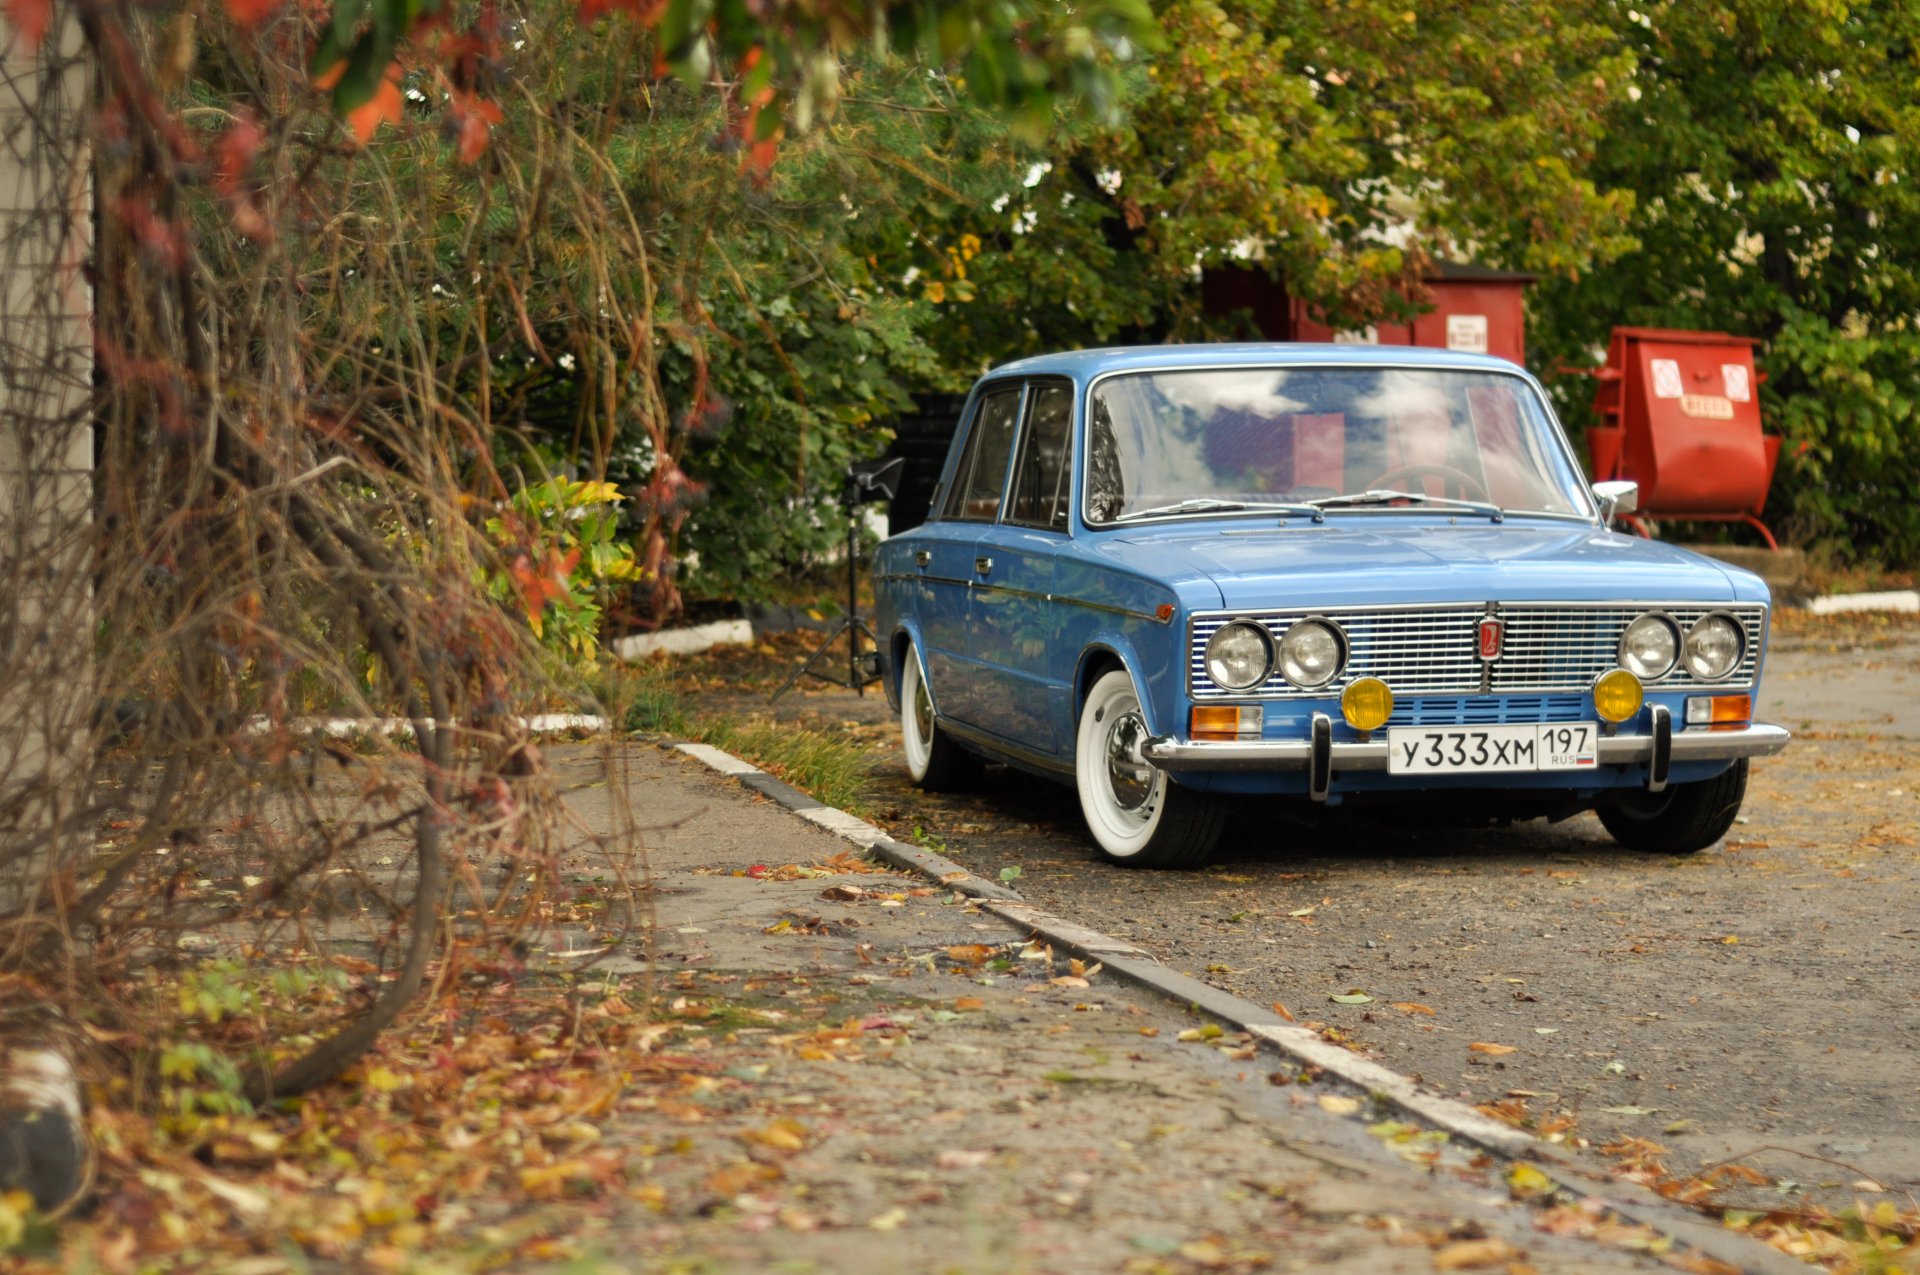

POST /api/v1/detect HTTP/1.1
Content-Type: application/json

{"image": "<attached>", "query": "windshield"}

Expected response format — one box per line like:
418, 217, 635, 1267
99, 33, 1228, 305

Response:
1083, 367, 1591, 524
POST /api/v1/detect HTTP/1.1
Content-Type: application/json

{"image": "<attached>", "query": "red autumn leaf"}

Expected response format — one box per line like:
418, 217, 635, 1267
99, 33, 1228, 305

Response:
505, 546, 579, 624
450, 92, 504, 164
3, 0, 51, 50
223, 0, 281, 30
345, 62, 406, 144
211, 114, 273, 242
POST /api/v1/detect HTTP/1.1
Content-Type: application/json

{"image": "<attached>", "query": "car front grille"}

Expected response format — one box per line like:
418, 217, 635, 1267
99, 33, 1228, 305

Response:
1188, 603, 1767, 700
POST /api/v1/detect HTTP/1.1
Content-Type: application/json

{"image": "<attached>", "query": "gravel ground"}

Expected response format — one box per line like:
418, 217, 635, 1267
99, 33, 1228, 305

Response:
674, 611, 1920, 1214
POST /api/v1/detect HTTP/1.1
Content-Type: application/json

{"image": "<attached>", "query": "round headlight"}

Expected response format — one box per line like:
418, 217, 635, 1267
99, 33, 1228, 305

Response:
1205, 621, 1273, 691
1617, 613, 1680, 680
1684, 613, 1744, 681
1278, 619, 1345, 689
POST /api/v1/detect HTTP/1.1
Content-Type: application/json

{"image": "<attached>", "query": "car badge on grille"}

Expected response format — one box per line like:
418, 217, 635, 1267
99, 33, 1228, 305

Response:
1477, 617, 1505, 662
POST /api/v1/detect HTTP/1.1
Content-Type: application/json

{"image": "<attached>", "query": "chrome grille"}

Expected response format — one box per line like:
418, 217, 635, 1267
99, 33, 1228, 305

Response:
1188, 603, 1766, 700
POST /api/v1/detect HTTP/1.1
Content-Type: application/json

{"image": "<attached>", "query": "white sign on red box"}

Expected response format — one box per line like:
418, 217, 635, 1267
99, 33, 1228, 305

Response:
1650, 358, 1684, 399
1722, 363, 1751, 402
1446, 314, 1489, 354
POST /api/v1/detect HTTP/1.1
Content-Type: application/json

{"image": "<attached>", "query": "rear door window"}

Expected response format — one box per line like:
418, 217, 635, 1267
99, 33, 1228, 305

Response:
1006, 382, 1074, 531
942, 386, 1022, 522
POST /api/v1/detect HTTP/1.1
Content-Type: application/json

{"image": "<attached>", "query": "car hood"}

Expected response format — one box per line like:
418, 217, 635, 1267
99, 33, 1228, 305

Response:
1103, 519, 1743, 610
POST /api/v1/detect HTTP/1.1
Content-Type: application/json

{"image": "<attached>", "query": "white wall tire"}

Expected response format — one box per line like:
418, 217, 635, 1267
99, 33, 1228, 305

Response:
1074, 668, 1224, 868
900, 644, 980, 792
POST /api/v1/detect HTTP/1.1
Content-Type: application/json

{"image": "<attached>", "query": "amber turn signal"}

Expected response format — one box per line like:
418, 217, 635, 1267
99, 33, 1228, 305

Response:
1685, 693, 1751, 730
1190, 704, 1262, 741
1592, 668, 1645, 724
1340, 677, 1394, 733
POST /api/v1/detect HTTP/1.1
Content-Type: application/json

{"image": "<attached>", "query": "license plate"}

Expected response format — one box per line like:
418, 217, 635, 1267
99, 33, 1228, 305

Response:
1387, 723, 1598, 774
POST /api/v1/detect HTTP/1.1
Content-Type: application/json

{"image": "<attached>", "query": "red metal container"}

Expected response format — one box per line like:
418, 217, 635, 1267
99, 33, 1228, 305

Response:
1199, 262, 1533, 363
1586, 327, 1782, 548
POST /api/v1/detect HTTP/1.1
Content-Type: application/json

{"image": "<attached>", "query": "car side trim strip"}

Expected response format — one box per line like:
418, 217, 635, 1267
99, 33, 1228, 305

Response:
1140, 722, 1789, 774
871, 573, 1169, 624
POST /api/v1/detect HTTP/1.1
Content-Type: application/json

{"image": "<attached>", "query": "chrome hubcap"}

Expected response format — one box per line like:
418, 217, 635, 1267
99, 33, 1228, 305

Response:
1105, 709, 1153, 811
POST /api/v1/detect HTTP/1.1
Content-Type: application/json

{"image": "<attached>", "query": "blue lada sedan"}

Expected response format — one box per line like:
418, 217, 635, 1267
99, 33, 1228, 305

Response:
873, 345, 1789, 868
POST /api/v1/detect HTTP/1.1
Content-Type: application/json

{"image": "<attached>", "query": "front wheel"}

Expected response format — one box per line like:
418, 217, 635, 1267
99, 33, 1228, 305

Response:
900, 645, 981, 792
1074, 669, 1224, 868
1597, 758, 1748, 854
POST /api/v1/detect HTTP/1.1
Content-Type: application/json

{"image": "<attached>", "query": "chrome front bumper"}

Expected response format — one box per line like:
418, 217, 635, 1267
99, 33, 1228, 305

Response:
1142, 712, 1789, 802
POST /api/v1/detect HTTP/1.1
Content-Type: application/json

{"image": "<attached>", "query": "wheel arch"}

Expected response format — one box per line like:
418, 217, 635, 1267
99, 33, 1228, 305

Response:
1072, 641, 1164, 737
890, 622, 931, 716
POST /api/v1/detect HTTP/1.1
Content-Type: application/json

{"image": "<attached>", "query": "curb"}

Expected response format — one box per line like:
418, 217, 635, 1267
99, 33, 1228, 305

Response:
663, 737, 1804, 1275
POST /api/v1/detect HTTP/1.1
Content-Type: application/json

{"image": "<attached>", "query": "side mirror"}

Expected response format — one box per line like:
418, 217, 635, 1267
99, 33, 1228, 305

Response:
1592, 479, 1639, 526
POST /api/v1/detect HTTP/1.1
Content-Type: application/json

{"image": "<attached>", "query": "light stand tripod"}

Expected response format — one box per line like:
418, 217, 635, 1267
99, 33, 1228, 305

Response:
769, 456, 904, 704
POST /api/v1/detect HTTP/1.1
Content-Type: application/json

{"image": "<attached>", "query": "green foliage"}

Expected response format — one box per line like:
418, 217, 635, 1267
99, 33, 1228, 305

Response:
700, 716, 873, 816
1530, 1, 1920, 562
603, 661, 691, 736
484, 478, 641, 659
157, 1042, 252, 1117
893, 0, 1640, 371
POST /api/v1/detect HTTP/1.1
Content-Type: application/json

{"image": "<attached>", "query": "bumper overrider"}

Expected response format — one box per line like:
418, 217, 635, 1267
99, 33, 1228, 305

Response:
1143, 709, 1790, 803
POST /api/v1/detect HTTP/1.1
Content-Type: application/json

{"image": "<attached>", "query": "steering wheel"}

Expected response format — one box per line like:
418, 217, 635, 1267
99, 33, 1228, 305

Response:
1364, 463, 1489, 502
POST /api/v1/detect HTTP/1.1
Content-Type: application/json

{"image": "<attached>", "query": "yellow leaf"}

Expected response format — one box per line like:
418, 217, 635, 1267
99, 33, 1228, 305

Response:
1391, 1001, 1436, 1016
743, 1119, 807, 1152
366, 1066, 409, 1092
1317, 1094, 1363, 1116
868, 1206, 908, 1231
1469, 1042, 1518, 1056
1506, 1162, 1556, 1201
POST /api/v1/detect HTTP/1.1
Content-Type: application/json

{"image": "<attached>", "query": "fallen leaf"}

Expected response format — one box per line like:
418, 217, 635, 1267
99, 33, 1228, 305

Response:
867, 1206, 908, 1231
1601, 1105, 1658, 1115
936, 1149, 993, 1170
1391, 1001, 1436, 1016
1178, 1239, 1227, 1266
1432, 1237, 1517, 1269
1270, 1000, 1295, 1022
954, 996, 984, 1012
1317, 1094, 1362, 1116
1506, 1162, 1556, 1201
742, 1119, 808, 1152
945, 944, 994, 965
1329, 993, 1373, 1005
1469, 1042, 1517, 1056
1176, 1023, 1224, 1042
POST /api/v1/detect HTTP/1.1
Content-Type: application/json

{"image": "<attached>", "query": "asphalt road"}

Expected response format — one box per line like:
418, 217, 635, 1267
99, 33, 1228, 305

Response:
708, 612, 1920, 1211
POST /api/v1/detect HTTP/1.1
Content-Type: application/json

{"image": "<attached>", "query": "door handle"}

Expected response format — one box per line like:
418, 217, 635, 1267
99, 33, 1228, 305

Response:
914, 549, 931, 567
974, 556, 994, 576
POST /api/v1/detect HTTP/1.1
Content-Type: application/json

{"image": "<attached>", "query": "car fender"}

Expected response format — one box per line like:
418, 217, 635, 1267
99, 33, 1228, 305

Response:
887, 620, 935, 717
1072, 638, 1168, 739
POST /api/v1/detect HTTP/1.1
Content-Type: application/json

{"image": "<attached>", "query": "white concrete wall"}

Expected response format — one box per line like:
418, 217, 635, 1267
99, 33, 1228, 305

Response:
0, 13, 92, 896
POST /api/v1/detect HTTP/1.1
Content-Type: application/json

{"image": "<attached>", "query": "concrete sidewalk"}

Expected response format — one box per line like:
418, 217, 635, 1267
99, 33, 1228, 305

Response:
544, 742, 1753, 1273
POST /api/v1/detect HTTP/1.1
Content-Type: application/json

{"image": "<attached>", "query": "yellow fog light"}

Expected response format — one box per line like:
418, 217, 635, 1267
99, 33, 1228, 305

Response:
1592, 668, 1645, 724
1340, 677, 1394, 733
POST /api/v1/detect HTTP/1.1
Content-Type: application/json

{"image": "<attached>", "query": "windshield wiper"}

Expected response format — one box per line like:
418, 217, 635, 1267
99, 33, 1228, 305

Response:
1309, 489, 1504, 521
1115, 498, 1324, 523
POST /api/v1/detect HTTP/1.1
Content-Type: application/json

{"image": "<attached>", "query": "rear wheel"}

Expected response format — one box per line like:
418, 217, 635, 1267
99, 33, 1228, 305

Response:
900, 645, 981, 792
1597, 759, 1748, 854
1074, 669, 1224, 868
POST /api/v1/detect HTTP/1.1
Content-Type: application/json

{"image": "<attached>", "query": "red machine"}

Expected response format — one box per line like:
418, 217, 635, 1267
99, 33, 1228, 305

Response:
1585, 327, 1783, 549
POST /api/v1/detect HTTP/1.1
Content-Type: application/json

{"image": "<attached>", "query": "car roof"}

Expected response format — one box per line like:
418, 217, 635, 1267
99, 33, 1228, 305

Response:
983, 342, 1527, 381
